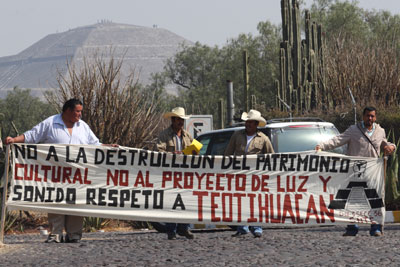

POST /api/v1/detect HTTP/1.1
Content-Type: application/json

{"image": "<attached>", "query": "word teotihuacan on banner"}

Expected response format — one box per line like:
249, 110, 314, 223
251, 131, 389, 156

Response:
6, 144, 385, 226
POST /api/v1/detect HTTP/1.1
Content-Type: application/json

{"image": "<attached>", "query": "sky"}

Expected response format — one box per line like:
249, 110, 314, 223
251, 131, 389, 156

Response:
2, 0, 400, 57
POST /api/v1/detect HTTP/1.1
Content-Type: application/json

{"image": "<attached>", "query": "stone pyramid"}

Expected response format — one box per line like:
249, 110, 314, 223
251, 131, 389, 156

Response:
0, 22, 192, 97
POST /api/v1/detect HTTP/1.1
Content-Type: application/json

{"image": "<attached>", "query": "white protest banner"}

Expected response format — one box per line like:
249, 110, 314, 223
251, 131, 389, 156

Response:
6, 144, 385, 226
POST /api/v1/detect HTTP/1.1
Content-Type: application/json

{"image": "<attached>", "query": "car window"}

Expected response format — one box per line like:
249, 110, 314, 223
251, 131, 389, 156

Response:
210, 131, 235, 155
270, 126, 346, 154
196, 134, 212, 155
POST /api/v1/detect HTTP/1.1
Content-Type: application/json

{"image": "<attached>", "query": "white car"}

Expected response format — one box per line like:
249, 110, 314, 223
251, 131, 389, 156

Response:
196, 118, 346, 155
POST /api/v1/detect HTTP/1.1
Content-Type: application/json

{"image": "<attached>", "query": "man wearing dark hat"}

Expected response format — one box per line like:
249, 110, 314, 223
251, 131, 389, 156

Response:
225, 109, 274, 238
156, 107, 195, 240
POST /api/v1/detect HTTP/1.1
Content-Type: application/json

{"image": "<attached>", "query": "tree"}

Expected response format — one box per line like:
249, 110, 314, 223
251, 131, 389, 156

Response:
161, 21, 281, 126
364, 10, 400, 48
307, 0, 400, 111
163, 42, 224, 115
0, 88, 56, 184
0, 87, 56, 138
325, 38, 400, 109
221, 21, 281, 111
309, 0, 368, 41
140, 72, 175, 114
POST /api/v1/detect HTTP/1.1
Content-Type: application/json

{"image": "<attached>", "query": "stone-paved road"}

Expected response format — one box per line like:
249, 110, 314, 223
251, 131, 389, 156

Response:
1, 224, 400, 266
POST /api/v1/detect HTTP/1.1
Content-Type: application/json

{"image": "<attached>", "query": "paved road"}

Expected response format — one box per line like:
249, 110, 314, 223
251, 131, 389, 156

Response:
1, 224, 399, 266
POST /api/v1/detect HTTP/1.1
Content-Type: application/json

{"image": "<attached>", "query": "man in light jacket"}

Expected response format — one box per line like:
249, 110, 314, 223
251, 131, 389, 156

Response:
156, 107, 195, 240
224, 109, 274, 238
316, 106, 395, 236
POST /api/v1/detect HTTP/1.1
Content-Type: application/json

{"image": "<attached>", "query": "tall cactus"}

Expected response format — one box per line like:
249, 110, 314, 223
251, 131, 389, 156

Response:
292, 0, 301, 94
276, 0, 329, 112
279, 47, 286, 109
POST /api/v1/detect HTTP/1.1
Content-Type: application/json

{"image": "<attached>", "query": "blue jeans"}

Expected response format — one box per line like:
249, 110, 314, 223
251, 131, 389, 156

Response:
236, 225, 262, 235
166, 223, 190, 234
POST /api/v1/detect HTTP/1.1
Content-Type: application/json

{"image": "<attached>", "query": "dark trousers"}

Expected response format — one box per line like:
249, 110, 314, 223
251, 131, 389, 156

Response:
166, 223, 190, 233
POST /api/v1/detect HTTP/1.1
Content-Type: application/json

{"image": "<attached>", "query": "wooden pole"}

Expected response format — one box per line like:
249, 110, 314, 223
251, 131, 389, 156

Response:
243, 50, 249, 112
0, 145, 11, 244
383, 156, 387, 234
218, 99, 224, 129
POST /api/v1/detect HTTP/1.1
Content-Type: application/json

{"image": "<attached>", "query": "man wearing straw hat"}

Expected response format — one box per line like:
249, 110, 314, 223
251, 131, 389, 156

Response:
316, 106, 395, 237
156, 107, 195, 240
224, 109, 274, 238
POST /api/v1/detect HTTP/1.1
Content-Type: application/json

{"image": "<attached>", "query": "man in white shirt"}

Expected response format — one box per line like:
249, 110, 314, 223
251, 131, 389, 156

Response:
5, 98, 101, 243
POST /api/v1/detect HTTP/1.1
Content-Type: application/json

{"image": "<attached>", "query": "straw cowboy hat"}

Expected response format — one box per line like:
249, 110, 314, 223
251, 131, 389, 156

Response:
241, 109, 266, 127
163, 107, 191, 120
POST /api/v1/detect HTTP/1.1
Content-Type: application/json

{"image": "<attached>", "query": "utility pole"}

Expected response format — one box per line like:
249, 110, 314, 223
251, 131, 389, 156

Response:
218, 99, 224, 129
278, 96, 292, 121
347, 86, 357, 124
243, 50, 249, 112
227, 80, 235, 126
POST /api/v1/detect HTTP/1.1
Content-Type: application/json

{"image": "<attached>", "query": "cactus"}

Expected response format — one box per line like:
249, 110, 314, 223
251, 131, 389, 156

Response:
277, 0, 328, 112
275, 80, 280, 108
251, 95, 256, 110
292, 0, 301, 91
279, 47, 286, 107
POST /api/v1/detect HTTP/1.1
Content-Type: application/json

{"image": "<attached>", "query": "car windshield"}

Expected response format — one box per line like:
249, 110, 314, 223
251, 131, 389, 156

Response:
197, 131, 235, 155
270, 125, 346, 154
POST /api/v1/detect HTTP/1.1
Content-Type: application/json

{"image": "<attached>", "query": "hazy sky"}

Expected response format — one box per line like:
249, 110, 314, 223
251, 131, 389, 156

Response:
2, 0, 400, 57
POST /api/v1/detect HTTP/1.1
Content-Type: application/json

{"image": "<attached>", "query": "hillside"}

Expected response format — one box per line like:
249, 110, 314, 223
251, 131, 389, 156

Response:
0, 22, 192, 97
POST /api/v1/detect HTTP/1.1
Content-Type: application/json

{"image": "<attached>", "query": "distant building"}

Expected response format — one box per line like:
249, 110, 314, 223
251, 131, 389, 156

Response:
0, 22, 193, 97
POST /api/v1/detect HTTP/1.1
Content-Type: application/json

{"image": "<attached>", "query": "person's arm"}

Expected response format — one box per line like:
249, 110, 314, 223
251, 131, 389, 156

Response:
156, 134, 168, 152
381, 129, 396, 155
182, 132, 197, 155
83, 122, 101, 145
5, 134, 25, 144
317, 127, 352, 151
22, 117, 51, 144
383, 144, 396, 155
82, 122, 118, 147
263, 136, 275, 154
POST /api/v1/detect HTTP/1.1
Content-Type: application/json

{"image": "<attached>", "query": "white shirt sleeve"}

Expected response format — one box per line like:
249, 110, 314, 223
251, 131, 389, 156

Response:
23, 119, 50, 144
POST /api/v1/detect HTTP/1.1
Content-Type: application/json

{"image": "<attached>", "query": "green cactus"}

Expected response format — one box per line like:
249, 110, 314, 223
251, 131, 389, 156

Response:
275, 80, 280, 109
277, 0, 327, 112
279, 47, 286, 106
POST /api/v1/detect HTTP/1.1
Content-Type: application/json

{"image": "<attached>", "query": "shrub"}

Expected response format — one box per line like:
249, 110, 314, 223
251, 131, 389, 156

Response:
83, 217, 111, 232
